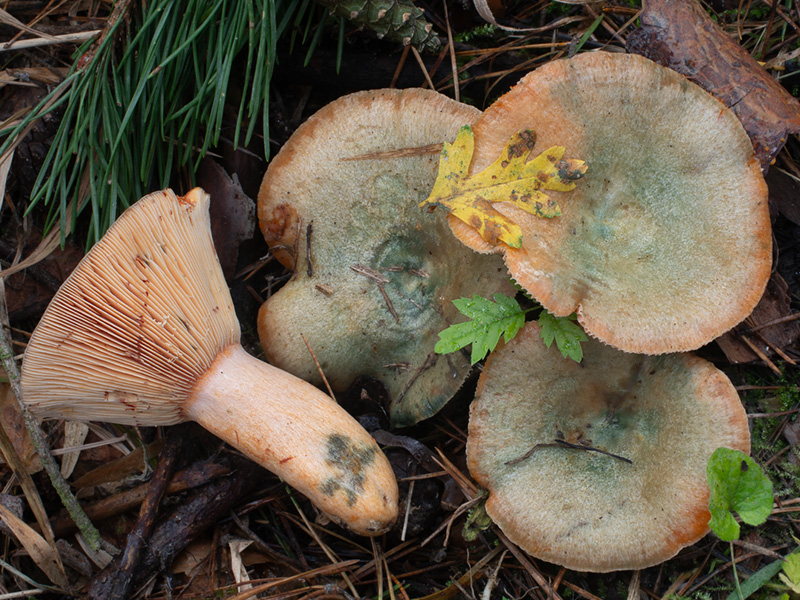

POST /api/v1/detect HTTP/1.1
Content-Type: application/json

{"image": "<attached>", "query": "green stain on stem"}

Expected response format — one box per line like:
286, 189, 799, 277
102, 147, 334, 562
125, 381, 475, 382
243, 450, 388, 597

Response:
319, 433, 377, 506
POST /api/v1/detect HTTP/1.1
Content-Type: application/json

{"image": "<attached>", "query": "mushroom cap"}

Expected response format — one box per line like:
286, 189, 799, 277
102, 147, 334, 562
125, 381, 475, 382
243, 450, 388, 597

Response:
21, 188, 239, 425
467, 322, 750, 572
448, 51, 771, 354
257, 88, 513, 427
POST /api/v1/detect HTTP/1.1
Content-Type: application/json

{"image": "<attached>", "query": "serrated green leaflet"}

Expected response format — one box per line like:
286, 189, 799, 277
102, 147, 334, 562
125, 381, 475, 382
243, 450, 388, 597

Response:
537, 310, 587, 362
707, 447, 773, 542
434, 293, 526, 364
434, 293, 587, 364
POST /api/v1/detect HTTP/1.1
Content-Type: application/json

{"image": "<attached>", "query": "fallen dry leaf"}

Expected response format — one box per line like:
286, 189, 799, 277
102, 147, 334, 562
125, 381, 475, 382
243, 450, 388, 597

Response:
195, 158, 256, 280
0, 383, 41, 473
626, 0, 800, 170
420, 126, 586, 248
0, 503, 69, 589
60, 420, 89, 479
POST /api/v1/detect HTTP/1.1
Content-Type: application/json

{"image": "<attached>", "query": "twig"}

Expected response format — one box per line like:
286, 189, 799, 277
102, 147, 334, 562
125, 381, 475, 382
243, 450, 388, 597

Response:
1, 30, 101, 51
740, 335, 782, 375
442, 0, 459, 102
350, 264, 400, 322
410, 46, 435, 90
286, 497, 359, 598
87, 425, 187, 600
226, 560, 360, 600
301, 333, 336, 401
0, 323, 101, 550
743, 312, 800, 333
49, 458, 231, 537
339, 143, 442, 161
752, 329, 797, 365
306, 221, 314, 277
401, 464, 416, 542
494, 528, 562, 600
505, 439, 632, 466
127, 457, 258, 593
350, 263, 389, 284
394, 352, 437, 405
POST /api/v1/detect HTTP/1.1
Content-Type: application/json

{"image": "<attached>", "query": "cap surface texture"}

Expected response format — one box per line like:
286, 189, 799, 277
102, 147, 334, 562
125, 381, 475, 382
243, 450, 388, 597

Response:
448, 51, 771, 354
467, 322, 751, 572
258, 88, 512, 427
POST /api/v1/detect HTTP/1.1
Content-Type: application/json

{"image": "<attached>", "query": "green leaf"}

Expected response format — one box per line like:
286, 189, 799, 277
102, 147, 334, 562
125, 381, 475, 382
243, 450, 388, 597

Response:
537, 310, 588, 362
434, 293, 526, 364
723, 558, 783, 600
707, 447, 773, 542
779, 546, 800, 593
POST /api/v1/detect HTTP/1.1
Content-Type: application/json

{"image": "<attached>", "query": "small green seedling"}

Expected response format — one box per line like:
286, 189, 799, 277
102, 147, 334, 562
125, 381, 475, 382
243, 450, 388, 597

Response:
434, 293, 526, 363
706, 447, 773, 542
463, 492, 492, 542
434, 292, 587, 364
779, 543, 800, 594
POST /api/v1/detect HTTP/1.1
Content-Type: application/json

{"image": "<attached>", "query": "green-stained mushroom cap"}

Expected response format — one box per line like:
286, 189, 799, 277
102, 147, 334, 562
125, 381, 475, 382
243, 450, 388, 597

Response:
467, 322, 750, 572
257, 88, 513, 427
448, 51, 771, 355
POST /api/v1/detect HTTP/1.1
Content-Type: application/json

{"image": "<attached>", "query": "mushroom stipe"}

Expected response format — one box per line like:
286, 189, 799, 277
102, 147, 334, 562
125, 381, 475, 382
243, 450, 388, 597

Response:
20, 188, 399, 536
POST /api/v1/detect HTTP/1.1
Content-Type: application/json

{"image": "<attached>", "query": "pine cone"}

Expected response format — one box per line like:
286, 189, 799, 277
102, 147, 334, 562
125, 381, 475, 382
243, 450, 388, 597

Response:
317, 0, 442, 52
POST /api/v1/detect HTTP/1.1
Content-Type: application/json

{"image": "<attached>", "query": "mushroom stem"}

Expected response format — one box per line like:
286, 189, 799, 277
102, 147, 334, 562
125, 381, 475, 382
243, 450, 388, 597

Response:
185, 343, 398, 536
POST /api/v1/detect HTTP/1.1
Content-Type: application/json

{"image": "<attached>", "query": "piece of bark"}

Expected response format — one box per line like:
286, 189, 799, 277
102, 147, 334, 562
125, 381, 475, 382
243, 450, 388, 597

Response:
767, 167, 800, 226
626, 0, 800, 171
196, 158, 256, 280
716, 273, 800, 363
72, 439, 167, 489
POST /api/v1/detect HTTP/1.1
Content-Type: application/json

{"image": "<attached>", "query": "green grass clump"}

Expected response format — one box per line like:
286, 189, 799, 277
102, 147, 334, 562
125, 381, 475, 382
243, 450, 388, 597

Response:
0, 0, 298, 247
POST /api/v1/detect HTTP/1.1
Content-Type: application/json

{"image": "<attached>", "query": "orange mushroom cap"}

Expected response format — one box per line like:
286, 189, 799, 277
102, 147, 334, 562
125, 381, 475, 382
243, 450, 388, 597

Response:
448, 51, 771, 354
257, 88, 513, 427
467, 322, 750, 572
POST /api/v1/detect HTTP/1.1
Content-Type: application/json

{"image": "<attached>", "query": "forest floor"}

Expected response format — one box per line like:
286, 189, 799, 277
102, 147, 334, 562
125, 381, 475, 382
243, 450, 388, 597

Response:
1, 1, 800, 599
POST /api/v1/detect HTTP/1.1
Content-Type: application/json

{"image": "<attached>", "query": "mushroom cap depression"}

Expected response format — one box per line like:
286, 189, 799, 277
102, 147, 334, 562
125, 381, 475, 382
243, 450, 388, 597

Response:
258, 88, 512, 427
467, 322, 750, 572
448, 51, 771, 354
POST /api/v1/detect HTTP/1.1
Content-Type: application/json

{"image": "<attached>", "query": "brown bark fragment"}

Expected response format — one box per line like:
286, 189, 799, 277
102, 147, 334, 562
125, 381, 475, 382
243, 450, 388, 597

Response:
626, 0, 800, 170
83, 457, 258, 597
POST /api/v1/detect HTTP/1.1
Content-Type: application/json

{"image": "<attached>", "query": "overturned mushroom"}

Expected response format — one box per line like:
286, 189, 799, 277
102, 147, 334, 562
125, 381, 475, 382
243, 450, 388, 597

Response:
447, 51, 771, 354
257, 88, 513, 427
467, 322, 750, 572
20, 188, 399, 536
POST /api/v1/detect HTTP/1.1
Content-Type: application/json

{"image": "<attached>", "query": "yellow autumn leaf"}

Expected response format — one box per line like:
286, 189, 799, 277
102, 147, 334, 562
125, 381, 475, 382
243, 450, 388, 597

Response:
420, 126, 587, 248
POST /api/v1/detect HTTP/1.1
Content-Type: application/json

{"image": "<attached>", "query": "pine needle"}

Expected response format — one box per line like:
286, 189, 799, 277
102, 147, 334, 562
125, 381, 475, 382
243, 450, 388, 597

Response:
0, 0, 297, 247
